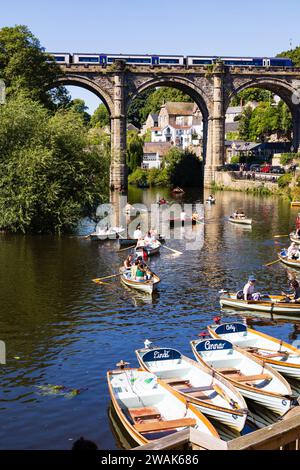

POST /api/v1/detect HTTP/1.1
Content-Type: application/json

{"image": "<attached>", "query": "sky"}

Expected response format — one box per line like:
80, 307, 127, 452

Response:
1, 0, 300, 112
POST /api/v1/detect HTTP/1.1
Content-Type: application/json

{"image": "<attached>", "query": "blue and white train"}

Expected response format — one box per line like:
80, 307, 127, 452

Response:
48, 53, 293, 67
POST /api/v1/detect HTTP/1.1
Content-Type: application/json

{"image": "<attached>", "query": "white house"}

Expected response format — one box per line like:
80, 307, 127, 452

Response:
142, 142, 172, 169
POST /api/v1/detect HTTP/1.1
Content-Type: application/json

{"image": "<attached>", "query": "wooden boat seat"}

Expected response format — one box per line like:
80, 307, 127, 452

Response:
163, 378, 190, 385
233, 373, 272, 383
135, 417, 196, 433
180, 386, 214, 394
217, 368, 241, 375
129, 407, 161, 422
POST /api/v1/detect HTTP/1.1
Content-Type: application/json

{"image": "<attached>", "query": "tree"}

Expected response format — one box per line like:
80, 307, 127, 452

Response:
238, 105, 253, 140
163, 148, 202, 187
126, 130, 144, 173
90, 103, 110, 128
127, 88, 154, 128
277, 46, 300, 66
69, 99, 91, 126
0, 95, 109, 233
231, 88, 271, 106
0, 25, 69, 108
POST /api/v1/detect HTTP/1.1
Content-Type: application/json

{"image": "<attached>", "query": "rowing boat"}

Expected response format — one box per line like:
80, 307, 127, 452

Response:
208, 322, 300, 381
120, 268, 160, 295
219, 292, 300, 314
119, 236, 165, 249
190, 338, 293, 416
107, 368, 219, 447
228, 216, 252, 226
90, 226, 125, 240
291, 202, 300, 207
135, 346, 247, 432
135, 240, 161, 257
278, 253, 300, 268
289, 232, 300, 244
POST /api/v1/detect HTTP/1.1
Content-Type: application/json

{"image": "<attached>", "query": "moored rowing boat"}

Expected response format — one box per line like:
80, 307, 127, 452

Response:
107, 368, 219, 447
120, 267, 160, 295
190, 338, 293, 416
90, 226, 125, 240
208, 322, 300, 381
135, 346, 247, 432
119, 236, 165, 249
219, 292, 300, 314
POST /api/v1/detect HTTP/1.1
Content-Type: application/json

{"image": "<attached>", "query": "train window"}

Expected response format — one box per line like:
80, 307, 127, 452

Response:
192, 59, 213, 64
126, 58, 151, 63
159, 58, 180, 64
78, 57, 99, 63
54, 57, 66, 62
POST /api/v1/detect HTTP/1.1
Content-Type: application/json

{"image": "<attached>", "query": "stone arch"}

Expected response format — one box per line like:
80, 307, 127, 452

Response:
226, 77, 300, 152
126, 75, 211, 178
126, 76, 210, 120
227, 77, 299, 110
50, 75, 114, 116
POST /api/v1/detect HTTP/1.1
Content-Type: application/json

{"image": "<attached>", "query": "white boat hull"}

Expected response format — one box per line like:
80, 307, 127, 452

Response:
229, 217, 252, 225
136, 348, 247, 432
220, 295, 300, 314
120, 269, 160, 295
191, 339, 293, 417
278, 254, 300, 269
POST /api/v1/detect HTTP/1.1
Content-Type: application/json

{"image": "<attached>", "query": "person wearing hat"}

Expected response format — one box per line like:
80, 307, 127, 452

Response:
243, 275, 260, 301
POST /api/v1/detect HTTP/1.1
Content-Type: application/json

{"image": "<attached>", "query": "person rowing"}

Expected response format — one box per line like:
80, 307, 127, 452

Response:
133, 224, 142, 240
233, 209, 245, 219
281, 279, 300, 303
123, 255, 133, 270
243, 275, 261, 301
287, 242, 299, 259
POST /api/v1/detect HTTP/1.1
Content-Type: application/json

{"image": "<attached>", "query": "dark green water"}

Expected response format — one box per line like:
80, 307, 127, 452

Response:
0, 188, 300, 449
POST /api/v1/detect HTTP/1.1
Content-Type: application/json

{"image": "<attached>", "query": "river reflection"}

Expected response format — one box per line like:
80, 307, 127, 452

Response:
0, 188, 300, 449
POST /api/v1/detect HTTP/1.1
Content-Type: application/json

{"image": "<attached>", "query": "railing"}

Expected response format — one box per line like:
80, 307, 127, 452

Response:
132, 407, 300, 451
229, 171, 281, 183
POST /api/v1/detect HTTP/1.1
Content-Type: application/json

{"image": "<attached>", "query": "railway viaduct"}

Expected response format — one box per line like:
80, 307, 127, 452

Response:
54, 60, 300, 190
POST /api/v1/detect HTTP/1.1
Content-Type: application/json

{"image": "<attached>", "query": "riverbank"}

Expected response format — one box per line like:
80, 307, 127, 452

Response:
212, 171, 300, 199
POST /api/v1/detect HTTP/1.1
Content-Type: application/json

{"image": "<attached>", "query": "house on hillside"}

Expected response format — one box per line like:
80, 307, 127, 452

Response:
148, 102, 203, 150
142, 142, 172, 169
140, 113, 159, 135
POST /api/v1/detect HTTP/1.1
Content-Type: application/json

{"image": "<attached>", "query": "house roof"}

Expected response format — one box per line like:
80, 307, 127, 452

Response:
225, 122, 239, 133
163, 102, 196, 116
143, 142, 172, 156
151, 127, 162, 131
127, 123, 139, 132
226, 106, 243, 114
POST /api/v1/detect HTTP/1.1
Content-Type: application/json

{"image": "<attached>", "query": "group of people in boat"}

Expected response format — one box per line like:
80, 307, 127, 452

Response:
286, 242, 300, 260
239, 274, 300, 303
123, 253, 152, 282
232, 209, 246, 220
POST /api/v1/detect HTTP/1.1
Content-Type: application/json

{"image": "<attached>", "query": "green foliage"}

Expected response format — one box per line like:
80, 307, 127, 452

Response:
231, 88, 271, 106
277, 46, 300, 66
280, 153, 298, 165
144, 129, 152, 142
277, 173, 292, 188
238, 102, 292, 141
69, 99, 90, 126
230, 156, 240, 164
127, 88, 154, 128
128, 168, 148, 186
126, 130, 144, 173
90, 103, 110, 128
0, 95, 109, 233
0, 25, 70, 108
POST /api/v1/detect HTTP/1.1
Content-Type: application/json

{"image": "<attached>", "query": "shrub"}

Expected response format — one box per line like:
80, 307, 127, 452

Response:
278, 173, 292, 188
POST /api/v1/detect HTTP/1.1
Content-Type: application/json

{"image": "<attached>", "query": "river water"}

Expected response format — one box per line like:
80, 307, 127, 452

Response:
1, 188, 300, 449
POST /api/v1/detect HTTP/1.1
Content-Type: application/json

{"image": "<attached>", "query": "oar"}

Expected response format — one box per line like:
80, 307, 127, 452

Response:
212, 384, 240, 409
118, 245, 136, 253
161, 245, 183, 255
264, 259, 280, 267
92, 273, 122, 283
273, 234, 289, 238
